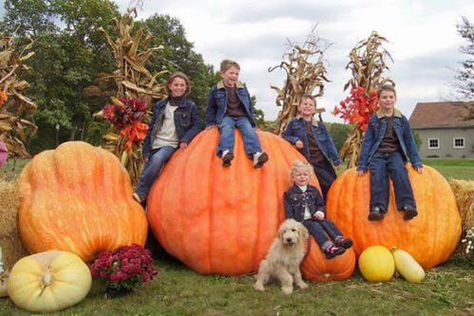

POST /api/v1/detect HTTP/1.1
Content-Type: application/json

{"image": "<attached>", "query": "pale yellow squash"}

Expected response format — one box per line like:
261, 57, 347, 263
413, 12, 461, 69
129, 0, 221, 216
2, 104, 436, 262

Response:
392, 248, 425, 283
7, 251, 91, 312
358, 245, 395, 282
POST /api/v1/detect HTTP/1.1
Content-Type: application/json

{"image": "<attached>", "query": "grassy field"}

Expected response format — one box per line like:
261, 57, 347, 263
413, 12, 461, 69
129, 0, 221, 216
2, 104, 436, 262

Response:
0, 158, 472, 315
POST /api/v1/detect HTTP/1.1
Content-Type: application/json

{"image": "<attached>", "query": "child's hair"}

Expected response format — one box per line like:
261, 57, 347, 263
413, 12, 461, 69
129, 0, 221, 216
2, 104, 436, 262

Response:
167, 72, 191, 96
300, 94, 316, 106
377, 84, 397, 98
290, 160, 315, 179
220, 59, 240, 73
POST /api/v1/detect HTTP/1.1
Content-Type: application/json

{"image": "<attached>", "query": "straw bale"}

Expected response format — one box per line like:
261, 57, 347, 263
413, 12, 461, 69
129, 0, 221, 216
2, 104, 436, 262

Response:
0, 180, 28, 269
449, 179, 474, 231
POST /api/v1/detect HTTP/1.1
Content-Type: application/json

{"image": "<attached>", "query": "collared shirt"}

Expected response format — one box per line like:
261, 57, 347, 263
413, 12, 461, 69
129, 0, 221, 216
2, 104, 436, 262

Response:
152, 103, 179, 149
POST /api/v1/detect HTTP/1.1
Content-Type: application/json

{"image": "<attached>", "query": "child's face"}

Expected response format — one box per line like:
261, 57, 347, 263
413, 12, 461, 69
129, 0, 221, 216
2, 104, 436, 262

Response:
379, 90, 396, 112
297, 98, 316, 117
169, 77, 187, 97
293, 168, 310, 187
221, 66, 240, 87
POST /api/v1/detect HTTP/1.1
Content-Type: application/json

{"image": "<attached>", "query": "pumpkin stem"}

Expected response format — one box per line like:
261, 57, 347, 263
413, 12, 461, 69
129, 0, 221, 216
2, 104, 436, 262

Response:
38, 271, 53, 296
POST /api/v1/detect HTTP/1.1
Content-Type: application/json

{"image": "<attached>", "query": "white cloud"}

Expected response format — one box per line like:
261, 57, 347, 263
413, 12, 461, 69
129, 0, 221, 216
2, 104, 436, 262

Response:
115, 0, 474, 121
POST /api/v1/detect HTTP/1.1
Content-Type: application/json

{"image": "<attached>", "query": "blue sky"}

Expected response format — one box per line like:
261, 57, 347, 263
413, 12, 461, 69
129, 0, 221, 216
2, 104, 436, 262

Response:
1, 0, 474, 122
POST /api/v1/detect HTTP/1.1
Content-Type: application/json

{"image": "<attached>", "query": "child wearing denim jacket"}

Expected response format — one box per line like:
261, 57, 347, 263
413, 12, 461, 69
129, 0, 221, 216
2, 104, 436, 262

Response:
357, 84, 423, 221
282, 95, 342, 200
133, 72, 202, 204
285, 161, 353, 259
206, 59, 268, 168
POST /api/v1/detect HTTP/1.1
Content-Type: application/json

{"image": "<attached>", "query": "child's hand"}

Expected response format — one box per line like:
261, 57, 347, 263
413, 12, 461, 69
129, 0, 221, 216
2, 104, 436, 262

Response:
335, 164, 342, 171
295, 140, 304, 149
416, 166, 424, 174
179, 142, 188, 149
313, 211, 325, 221
357, 170, 366, 176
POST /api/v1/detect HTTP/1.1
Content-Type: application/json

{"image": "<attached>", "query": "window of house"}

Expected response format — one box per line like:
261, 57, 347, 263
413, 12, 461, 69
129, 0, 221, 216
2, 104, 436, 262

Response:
428, 138, 439, 149
453, 137, 465, 149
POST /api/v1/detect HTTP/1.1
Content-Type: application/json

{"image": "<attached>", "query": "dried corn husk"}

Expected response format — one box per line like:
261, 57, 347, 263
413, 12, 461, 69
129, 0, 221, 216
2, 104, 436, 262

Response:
269, 27, 330, 135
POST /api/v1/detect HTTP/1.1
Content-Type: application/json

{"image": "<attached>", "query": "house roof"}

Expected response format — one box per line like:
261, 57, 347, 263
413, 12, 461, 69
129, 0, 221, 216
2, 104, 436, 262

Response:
409, 101, 474, 129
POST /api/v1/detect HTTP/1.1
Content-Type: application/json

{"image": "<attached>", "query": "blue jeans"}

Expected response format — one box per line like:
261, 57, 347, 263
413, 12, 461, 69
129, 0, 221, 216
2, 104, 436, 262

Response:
303, 219, 343, 250
218, 116, 262, 156
369, 151, 416, 212
312, 160, 337, 202
136, 146, 176, 200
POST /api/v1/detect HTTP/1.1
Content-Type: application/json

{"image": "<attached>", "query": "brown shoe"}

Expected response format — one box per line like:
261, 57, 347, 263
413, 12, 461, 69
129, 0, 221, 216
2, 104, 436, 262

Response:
253, 152, 268, 168
222, 152, 234, 167
368, 208, 384, 221
403, 207, 418, 221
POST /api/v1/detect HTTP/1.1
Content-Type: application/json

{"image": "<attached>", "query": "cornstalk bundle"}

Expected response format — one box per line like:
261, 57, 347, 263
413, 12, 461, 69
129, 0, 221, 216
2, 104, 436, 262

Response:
269, 28, 330, 135
0, 35, 37, 159
95, 11, 167, 185
333, 31, 393, 167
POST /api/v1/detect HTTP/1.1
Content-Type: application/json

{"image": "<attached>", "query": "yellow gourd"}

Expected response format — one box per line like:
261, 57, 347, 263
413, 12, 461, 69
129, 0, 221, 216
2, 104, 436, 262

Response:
7, 251, 91, 312
392, 248, 425, 283
358, 245, 395, 282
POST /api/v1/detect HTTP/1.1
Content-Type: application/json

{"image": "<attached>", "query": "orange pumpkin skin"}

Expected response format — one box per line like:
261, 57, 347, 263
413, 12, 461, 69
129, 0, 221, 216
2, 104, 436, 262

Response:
326, 166, 462, 269
18, 141, 148, 262
148, 128, 322, 276
301, 237, 356, 282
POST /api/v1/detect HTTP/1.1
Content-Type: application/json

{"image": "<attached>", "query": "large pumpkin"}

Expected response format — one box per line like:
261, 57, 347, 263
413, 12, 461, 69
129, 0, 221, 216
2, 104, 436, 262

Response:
327, 167, 462, 269
300, 237, 356, 282
148, 129, 354, 279
8, 250, 91, 312
18, 141, 148, 262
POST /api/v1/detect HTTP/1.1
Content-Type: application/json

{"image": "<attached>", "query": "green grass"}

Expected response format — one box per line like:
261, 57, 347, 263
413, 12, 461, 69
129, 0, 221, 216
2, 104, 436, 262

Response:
1, 256, 473, 315
423, 159, 474, 180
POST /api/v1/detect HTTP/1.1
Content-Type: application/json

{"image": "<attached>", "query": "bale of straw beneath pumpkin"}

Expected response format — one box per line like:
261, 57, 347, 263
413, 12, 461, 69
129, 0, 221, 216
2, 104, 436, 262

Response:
449, 179, 474, 231
0, 180, 28, 270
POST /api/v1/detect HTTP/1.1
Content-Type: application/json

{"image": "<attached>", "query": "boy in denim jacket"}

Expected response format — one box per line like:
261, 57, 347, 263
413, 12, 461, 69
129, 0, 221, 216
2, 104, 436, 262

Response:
283, 95, 342, 200
206, 59, 268, 168
285, 161, 352, 259
357, 84, 423, 221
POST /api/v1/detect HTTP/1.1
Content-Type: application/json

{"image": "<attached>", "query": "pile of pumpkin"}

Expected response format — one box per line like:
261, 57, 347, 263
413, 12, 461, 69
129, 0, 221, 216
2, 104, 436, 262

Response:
0, 130, 462, 312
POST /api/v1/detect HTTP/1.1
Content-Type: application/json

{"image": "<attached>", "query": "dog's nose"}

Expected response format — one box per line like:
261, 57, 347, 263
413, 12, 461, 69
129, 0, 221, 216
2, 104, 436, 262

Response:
286, 238, 293, 243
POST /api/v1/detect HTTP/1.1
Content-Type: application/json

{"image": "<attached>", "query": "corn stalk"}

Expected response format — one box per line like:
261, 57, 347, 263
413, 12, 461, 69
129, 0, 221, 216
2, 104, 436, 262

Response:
94, 11, 167, 186
269, 28, 330, 135
338, 31, 393, 168
0, 35, 37, 160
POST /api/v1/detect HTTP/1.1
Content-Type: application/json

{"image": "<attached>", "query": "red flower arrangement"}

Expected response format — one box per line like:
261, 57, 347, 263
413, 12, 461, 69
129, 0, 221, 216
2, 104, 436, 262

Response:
103, 97, 149, 151
0, 91, 8, 108
90, 244, 157, 291
333, 87, 379, 132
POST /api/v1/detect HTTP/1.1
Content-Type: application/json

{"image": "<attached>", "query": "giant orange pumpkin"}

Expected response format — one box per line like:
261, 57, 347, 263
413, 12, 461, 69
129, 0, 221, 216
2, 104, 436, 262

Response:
148, 128, 354, 279
18, 141, 148, 262
327, 167, 462, 269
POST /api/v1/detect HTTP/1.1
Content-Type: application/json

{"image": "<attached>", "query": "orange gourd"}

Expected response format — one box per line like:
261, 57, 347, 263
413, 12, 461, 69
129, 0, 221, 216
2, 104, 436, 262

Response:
18, 141, 148, 262
301, 238, 356, 282
148, 128, 354, 280
327, 167, 462, 269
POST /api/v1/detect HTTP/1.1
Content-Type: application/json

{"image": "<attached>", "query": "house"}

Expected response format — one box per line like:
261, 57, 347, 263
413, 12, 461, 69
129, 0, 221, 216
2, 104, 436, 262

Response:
409, 101, 474, 159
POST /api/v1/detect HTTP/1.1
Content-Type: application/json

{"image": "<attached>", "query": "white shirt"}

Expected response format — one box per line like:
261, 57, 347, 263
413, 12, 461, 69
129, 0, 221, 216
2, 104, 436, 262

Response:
152, 103, 179, 149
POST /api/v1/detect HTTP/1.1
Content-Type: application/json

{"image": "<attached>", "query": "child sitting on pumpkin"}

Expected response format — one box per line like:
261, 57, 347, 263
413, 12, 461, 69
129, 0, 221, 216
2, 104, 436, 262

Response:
357, 84, 423, 221
284, 160, 352, 259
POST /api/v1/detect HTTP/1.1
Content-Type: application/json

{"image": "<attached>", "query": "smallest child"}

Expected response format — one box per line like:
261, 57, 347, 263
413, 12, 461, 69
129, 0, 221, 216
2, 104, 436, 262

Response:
284, 161, 353, 259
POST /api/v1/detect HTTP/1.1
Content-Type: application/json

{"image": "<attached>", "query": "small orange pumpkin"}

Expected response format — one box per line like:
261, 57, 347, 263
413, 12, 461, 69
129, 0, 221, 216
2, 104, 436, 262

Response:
327, 167, 462, 269
18, 141, 148, 261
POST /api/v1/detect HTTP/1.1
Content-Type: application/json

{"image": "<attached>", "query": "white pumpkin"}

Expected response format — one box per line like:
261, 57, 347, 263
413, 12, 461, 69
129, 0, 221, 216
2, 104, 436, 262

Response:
392, 248, 425, 283
7, 250, 92, 312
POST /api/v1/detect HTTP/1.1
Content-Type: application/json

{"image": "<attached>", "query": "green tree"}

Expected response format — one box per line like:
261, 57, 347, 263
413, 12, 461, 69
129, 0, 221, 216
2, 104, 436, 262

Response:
325, 122, 353, 151
455, 16, 474, 100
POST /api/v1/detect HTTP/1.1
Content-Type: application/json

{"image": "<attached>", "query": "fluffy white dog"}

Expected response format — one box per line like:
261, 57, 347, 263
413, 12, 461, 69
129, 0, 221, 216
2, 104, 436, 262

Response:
254, 219, 309, 294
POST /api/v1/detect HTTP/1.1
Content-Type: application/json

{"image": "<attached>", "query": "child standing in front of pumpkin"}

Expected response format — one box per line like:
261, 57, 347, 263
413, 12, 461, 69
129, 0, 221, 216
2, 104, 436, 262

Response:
285, 160, 353, 259
282, 95, 342, 201
133, 72, 202, 204
357, 84, 423, 221
206, 59, 268, 168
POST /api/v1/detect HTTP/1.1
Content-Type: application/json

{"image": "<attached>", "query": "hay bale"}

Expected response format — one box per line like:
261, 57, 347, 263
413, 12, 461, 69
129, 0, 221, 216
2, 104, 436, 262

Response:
449, 179, 474, 231
0, 180, 28, 269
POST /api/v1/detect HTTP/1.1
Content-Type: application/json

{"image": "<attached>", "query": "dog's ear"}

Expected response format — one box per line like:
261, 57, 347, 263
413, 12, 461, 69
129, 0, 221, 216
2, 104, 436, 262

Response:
279, 226, 286, 240
300, 223, 309, 240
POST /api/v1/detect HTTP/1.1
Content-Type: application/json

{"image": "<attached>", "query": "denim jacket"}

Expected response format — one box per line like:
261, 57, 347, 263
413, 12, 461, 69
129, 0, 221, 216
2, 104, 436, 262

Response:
282, 117, 342, 166
205, 81, 257, 127
142, 98, 203, 158
357, 109, 423, 172
284, 185, 326, 222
